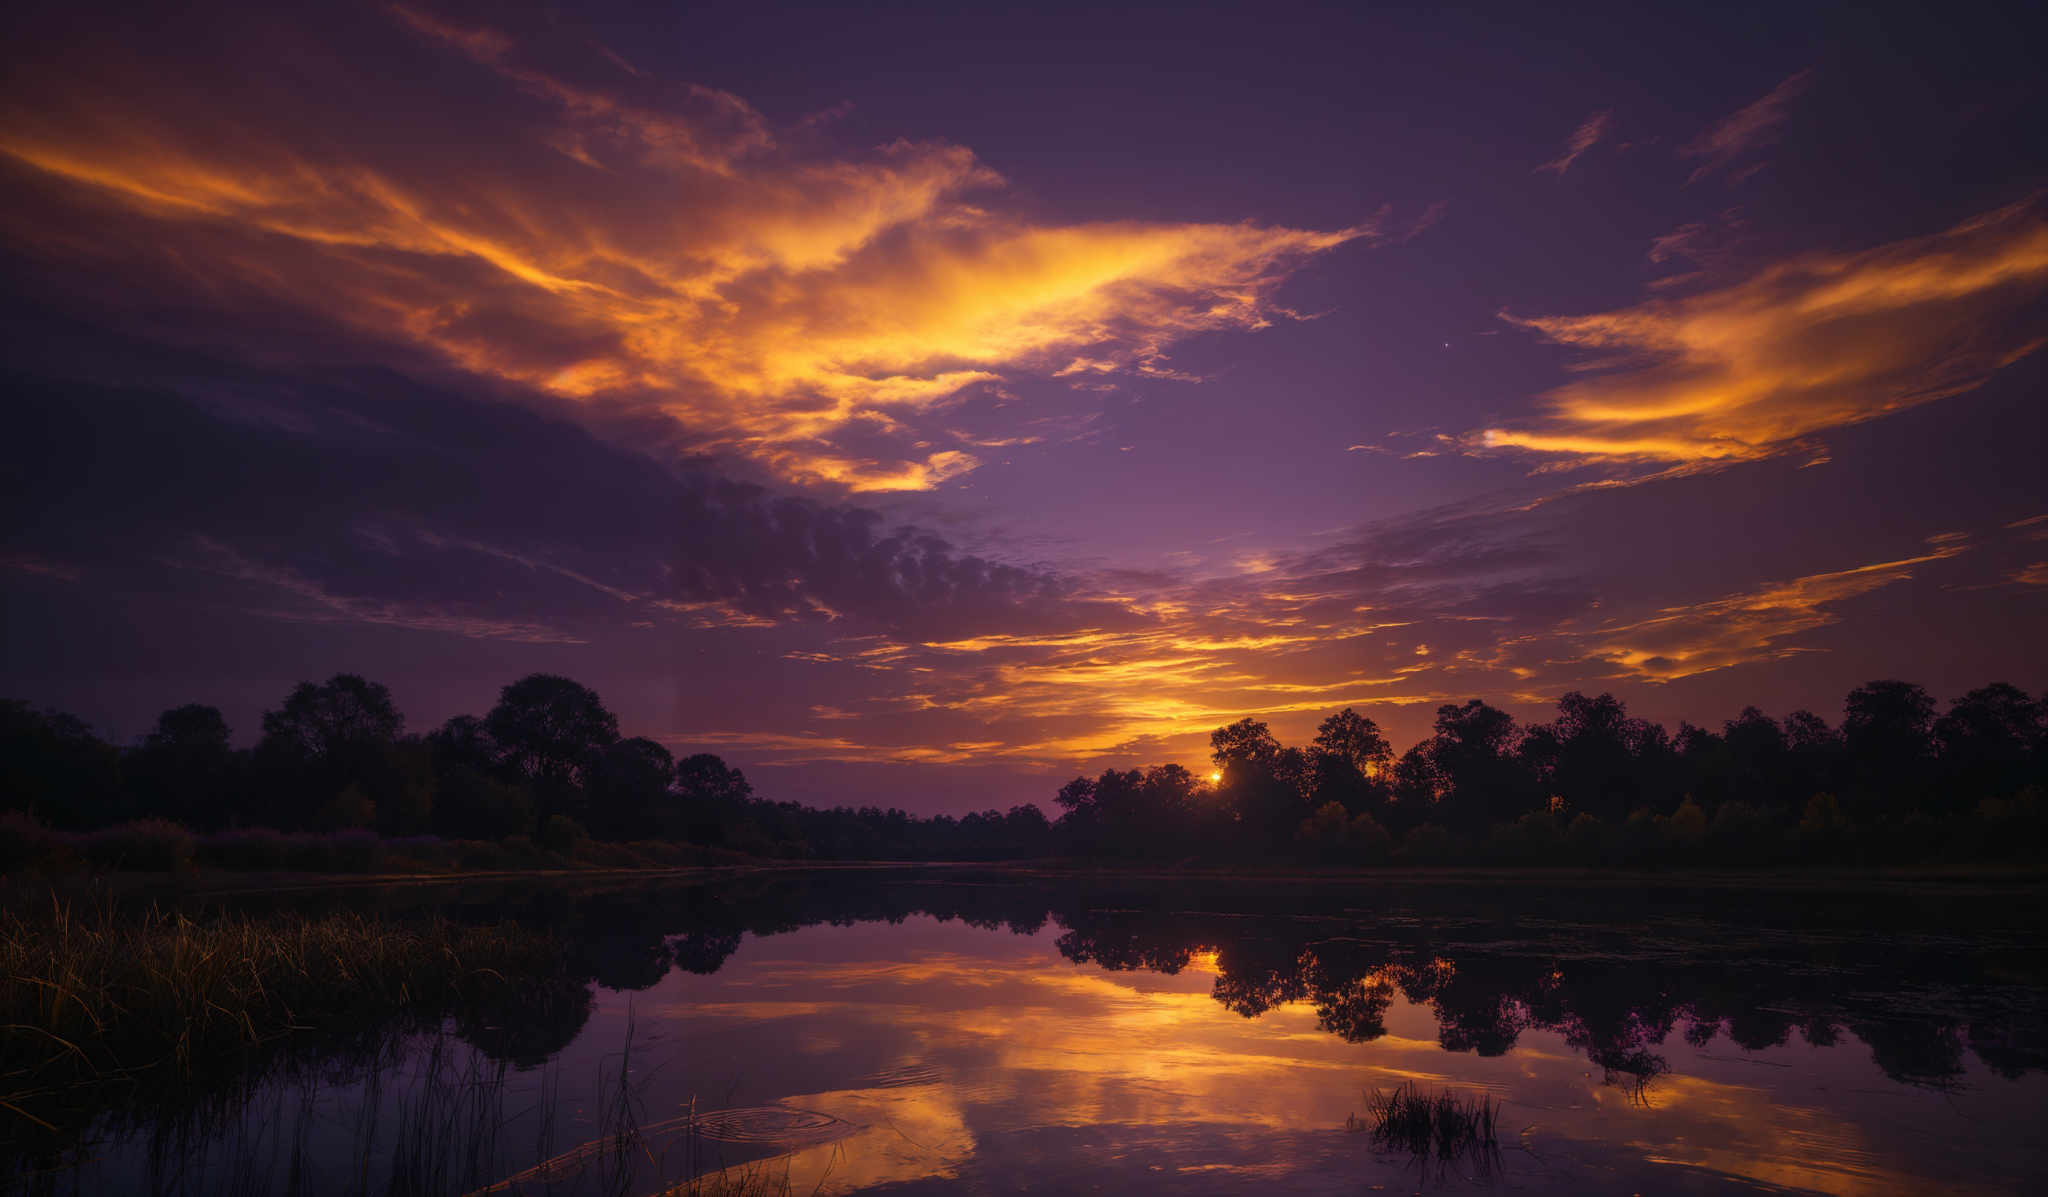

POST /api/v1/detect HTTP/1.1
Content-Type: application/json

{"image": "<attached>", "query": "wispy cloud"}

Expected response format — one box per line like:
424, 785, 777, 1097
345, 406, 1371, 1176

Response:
172, 537, 591, 644
1681, 69, 1812, 184
1577, 541, 1968, 681
1536, 110, 1612, 176
1481, 197, 2048, 470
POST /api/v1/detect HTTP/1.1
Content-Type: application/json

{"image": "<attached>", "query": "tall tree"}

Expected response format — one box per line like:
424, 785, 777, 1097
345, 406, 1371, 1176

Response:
1428, 699, 1529, 831
128, 704, 241, 828
589, 736, 677, 839
485, 675, 619, 819
260, 675, 403, 763
1311, 708, 1393, 815
257, 675, 408, 827
1842, 680, 1936, 817
1210, 717, 1282, 768
1933, 683, 2043, 811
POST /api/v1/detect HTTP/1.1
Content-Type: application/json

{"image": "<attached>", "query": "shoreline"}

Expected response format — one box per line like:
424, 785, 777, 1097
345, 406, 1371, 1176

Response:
15, 857, 2043, 899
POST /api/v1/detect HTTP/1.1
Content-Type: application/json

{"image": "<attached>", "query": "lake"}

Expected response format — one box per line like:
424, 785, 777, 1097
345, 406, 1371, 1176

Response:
20, 871, 2047, 1195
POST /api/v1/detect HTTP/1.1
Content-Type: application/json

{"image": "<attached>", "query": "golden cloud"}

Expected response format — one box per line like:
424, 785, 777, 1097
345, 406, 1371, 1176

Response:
1583, 541, 1968, 681
0, 7, 1366, 491
1480, 197, 2048, 470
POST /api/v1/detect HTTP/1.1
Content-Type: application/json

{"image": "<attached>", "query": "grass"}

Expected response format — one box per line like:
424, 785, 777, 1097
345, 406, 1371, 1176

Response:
0, 892, 567, 1172
0, 811, 756, 879
1349, 1082, 1501, 1162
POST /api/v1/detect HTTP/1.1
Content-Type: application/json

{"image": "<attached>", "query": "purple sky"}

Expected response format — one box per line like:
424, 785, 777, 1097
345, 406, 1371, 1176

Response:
3, 1, 2044, 813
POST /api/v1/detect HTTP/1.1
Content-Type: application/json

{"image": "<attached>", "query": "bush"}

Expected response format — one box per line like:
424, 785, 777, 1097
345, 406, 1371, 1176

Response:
1798, 792, 1851, 863
1619, 808, 1666, 867
1962, 786, 2045, 862
383, 835, 457, 871
81, 820, 194, 873
196, 827, 289, 871
1397, 823, 1458, 865
1565, 812, 1609, 866
1707, 801, 1783, 865
1665, 798, 1708, 861
1351, 811, 1394, 864
317, 785, 377, 832
1484, 812, 1562, 865
538, 815, 588, 855
284, 829, 385, 873
0, 812, 58, 873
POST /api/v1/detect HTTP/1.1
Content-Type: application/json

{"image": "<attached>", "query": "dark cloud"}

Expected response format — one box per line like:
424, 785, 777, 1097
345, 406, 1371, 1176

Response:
0, 313, 1138, 652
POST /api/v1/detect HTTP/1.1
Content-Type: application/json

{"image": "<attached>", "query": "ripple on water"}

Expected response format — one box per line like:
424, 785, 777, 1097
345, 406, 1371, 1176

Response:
690, 1104, 861, 1145
861, 1063, 945, 1089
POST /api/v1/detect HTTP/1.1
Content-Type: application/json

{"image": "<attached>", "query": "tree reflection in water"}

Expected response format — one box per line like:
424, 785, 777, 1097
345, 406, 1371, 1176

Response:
12, 872, 2041, 1193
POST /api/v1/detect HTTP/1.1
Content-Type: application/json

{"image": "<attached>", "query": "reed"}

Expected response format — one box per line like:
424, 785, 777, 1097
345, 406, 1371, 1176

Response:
0, 892, 564, 1168
1349, 1082, 1500, 1160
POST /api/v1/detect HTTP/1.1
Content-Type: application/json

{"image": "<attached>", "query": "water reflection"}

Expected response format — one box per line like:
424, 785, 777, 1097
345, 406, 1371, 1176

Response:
19, 873, 2048, 1194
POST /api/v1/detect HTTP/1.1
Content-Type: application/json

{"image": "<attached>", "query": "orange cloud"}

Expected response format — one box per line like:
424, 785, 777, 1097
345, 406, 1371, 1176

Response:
1482, 197, 2048, 469
1682, 69, 1811, 183
1536, 110, 1612, 176
0, 7, 1366, 492
1581, 542, 1968, 681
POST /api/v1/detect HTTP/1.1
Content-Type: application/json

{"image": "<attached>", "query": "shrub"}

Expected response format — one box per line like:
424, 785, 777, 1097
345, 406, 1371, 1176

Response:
1619, 808, 1666, 867
1565, 812, 1609, 865
383, 835, 456, 871
1397, 823, 1458, 865
0, 811, 58, 873
1665, 798, 1708, 860
1798, 792, 1851, 862
1485, 812, 1562, 865
284, 829, 385, 873
328, 828, 385, 872
196, 827, 289, 870
1351, 811, 1393, 864
1707, 801, 1782, 865
318, 784, 377, 831
81, 819, 194, 873
538, 814, 588, 855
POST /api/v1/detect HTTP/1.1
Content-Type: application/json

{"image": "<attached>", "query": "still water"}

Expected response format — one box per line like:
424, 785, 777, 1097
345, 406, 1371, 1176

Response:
33, 872, 2048, 1195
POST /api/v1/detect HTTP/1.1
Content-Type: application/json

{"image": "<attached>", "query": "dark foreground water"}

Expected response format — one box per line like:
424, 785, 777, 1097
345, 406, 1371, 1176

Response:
17, 871, 2048, 1195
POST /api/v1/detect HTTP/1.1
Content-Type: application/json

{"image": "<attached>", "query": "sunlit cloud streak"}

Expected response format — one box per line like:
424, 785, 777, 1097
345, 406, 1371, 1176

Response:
1568, 541, 1970, 681
1481, 198, 2048, 470
0, 5, 1367, 491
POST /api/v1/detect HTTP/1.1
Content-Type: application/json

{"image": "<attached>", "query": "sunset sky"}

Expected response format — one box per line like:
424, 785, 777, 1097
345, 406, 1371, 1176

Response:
3, 1, 2044, 812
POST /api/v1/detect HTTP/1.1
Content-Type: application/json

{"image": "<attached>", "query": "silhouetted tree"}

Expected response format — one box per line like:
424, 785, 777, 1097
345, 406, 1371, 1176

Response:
125, 704, 243, 829
255, 675, 410, 828
1843, 680, 1937, 818
426, 715, 535, 839
1933, 683, 2043, 812
1521, 693, 1661, 825
260, 675, 403, 761
1210, 717, 1282, 767
0, 700, 123, 827
1309, 707, 1392, 815
672, 752, 751, 844
1211, 721, 1314, 847
1384, 742, 1444, 834
1782, 709, 1842, 803
1426, 699, 1529, 833
485, 674, 619, 821
588, 736, 676, 839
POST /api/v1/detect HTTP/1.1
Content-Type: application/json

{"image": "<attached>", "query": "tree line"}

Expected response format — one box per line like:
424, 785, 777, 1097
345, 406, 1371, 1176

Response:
3, 674, 2043, 867
1064, 681, 2045, 865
